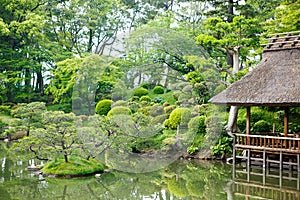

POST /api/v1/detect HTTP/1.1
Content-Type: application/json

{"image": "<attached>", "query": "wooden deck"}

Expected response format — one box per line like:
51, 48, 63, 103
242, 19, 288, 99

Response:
234, 133, 300, 154
232, 133, 300, 173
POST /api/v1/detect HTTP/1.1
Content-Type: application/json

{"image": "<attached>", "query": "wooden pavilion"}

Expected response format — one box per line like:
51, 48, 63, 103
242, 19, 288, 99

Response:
209, 31, 300, 172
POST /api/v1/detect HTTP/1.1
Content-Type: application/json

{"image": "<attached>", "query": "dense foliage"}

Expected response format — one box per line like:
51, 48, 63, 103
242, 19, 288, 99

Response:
1, 0, 300, 170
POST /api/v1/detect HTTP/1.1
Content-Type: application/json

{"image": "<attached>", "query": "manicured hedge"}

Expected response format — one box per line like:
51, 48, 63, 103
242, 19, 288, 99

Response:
95, 99, 113, 115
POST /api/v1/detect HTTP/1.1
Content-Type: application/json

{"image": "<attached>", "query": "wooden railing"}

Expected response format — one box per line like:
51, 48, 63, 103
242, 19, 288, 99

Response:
234, 134, 300, 153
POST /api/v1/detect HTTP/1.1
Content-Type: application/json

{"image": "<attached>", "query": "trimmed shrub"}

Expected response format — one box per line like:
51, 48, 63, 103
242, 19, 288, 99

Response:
253, 120, 271, 133
133, 87, 149, 97
188, 116, 206, 135
140, 95, 151, 102
95, 99, 113, 115
164, 108, 192, 129
107, 106, 131, 117
149, 104, 165, 117
153, 85, 164, 94
140, 82, 150, 89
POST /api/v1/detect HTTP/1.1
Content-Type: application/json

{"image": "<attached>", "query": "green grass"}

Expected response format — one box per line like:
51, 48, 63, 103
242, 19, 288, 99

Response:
149, 91, 177, 105
42, 156, 105, 176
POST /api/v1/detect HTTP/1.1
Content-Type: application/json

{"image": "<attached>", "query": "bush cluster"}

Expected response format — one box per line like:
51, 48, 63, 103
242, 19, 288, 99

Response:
133, 87, 149, 97
153, 85, 164, 94
188, 116, 206, 135
252, 120, 271, 133
107, 106, 131, 116
95, 99, 113, 115
140, 95, 151, 102
164, 108, 191, 129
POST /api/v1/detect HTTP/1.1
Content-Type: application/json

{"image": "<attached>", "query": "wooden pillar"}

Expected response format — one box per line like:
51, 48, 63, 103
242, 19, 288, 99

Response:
284, 107, 289, 137
246, 107, 251, 134
232, 135, 236, 179
263, 150, 266, 185
246, 107, 251, 145
247, 149, 251, 182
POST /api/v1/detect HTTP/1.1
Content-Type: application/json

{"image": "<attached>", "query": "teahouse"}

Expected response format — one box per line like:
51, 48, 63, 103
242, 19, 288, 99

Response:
209, 31, 300, 172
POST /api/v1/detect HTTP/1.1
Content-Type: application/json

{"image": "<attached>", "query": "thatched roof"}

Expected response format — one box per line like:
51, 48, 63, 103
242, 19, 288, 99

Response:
209, 32, 300, 106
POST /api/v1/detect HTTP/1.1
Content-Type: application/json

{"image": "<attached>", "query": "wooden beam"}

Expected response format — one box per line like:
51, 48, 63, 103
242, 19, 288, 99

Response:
246, 107, 251, 135
246, 107, 251, 145
284, 107, 289, 137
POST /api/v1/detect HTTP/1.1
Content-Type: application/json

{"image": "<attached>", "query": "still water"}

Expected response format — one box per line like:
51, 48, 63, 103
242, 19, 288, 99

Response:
0, 141, 299, 200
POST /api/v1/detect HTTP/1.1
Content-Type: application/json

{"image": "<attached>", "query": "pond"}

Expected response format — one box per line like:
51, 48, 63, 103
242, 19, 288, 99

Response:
0, 141, 299, 200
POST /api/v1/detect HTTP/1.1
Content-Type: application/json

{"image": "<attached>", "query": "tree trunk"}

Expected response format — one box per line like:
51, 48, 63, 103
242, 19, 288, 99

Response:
226, 47, 240, 136
225, 106, 239, 137
227, 0, 234, 22
64, 153, 68, 163
36, 66, 44, 95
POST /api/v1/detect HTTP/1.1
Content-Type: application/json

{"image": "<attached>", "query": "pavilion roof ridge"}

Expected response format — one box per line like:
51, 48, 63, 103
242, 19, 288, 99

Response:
262, 32, 300, 52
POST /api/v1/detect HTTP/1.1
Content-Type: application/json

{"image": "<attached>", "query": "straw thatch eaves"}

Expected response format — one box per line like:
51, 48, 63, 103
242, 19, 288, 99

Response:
209, 32, 300, 107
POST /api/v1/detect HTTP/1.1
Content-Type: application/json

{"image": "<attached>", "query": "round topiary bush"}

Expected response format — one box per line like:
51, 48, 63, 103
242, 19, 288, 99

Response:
253, 120, 271, 133
153, 85, 164, 94
140, 95, 151, 102
107, 106, 131, 117
133, 87, 149, 97
188, 116, 206, 135
95, 99, 113, 115
164, 108, 192, 129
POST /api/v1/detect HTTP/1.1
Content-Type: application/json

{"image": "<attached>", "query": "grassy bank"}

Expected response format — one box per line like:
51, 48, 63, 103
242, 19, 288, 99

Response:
42, 156, 105, 176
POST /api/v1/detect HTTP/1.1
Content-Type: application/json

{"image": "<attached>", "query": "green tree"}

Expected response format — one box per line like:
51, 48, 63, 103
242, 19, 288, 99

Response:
14, 111, 77, 163
196, 16, 263, 135
11, 102, 46, 136
265, 0, 300, 33
46, 54, 122, 113
45, 0, 126, 56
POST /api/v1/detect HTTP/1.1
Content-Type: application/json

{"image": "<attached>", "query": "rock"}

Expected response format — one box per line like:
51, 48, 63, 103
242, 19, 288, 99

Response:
38, 174, 45, 181
3, 138, 9, 142
27, 165, 42, 171
95, 174, 101, 178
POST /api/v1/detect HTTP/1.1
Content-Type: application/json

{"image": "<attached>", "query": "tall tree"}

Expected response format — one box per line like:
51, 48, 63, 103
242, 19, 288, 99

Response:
45, 0, 126, 56
196, 16, 263, 135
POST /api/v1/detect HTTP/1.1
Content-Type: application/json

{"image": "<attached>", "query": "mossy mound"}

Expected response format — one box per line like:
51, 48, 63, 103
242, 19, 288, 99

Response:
42, 156, 105, 176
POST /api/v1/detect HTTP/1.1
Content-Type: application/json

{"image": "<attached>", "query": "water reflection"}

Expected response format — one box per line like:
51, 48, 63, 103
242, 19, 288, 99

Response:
0, 141, 300, 200
233, 163, 300, 200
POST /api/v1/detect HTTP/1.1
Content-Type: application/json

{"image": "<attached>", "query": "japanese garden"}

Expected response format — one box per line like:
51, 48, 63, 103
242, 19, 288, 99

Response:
0, 0, 300, 199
